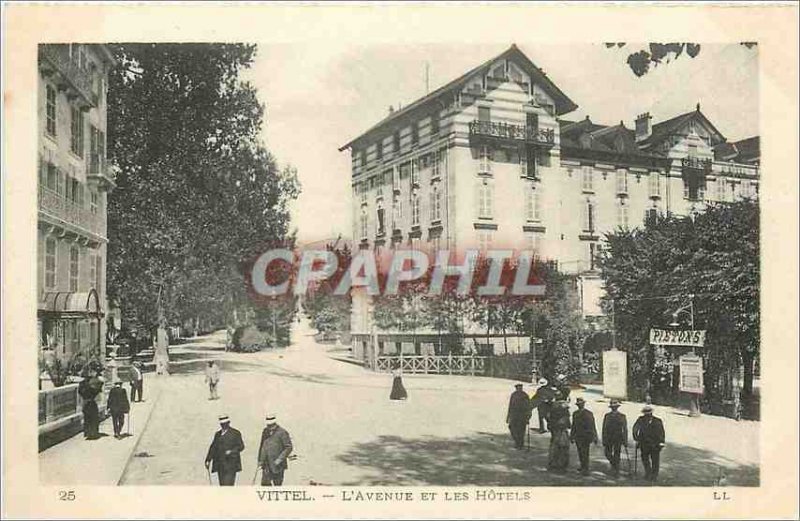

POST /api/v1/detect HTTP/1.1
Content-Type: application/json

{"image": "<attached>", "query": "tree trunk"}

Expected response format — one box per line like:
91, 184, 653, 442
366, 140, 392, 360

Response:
742, 349, 754, 397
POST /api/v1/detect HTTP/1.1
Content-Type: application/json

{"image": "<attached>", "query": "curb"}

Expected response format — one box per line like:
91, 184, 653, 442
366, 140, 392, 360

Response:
115, 380, 163, 485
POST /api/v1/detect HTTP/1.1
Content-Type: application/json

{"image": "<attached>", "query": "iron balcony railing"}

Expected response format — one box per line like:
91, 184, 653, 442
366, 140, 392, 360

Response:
469, 120, 555, 146
38, 44, 98, 108
38, 185, 105, 238
681, 157, 713, 171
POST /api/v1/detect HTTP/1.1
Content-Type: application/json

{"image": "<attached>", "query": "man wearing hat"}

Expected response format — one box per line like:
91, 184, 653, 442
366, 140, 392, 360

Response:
506, 383, 532, 450
633, 405, 665, 482
530, 378, 556, 433
107, 379, 131, 439
129, 362, 144, 403
205, 414, 245, 486
601, 399, 628, 477
570, 397, 598, 475
257, 413, 293, 486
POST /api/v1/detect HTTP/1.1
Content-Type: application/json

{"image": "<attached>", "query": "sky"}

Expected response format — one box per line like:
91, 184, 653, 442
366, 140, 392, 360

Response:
242, 43, 758, 246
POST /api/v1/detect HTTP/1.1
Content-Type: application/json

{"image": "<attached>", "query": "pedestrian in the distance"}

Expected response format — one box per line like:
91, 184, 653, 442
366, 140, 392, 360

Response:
506, 383, 532, 450
205, 360, 220, 400
205, 414, 245, 486
107, 380, 130, 439
570, 397, 598, 475
129, 362, 144, 402
547, 399, 571, 472
632, 404, 666, 483
78, 369, 103, 440
601, 399, 628, 477
389, 368, 407, 400
257, 413, 293, 486
531, 378, 555, 433
555, 374, 571, 402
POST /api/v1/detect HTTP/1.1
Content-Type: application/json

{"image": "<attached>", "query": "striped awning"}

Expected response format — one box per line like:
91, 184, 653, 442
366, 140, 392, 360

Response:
38, 289, 103, 317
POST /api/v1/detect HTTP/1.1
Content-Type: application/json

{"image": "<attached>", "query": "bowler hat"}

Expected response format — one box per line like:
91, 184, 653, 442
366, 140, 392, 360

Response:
609, 399, 621, 407
514, 383, 524, 388
642, 404, 654, 413
575, 397, 585, 404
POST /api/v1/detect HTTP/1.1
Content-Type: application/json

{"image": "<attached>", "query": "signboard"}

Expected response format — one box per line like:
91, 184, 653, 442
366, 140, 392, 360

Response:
679, 355, 704, 394
650, 328, 707, 347
602, 350, 627, 399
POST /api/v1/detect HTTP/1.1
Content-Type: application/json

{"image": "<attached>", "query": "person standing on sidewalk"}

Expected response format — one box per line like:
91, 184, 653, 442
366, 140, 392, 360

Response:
257, 413, 293, 486
570, 397, 598, 475
129, 362, 144, 403
601, 399, 628, 477
78, 369, 103, 440
205, 361, 220, 400
547, 400, 571, 472
205, 414, 245, 486
506, 383, 532, 450
531, 378, 555, 433
633, 404, 666, 482
107, 380, 130, 439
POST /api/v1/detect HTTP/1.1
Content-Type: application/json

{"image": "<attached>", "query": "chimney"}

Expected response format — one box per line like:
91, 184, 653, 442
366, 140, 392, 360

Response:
388, 105, 395, 115
635, 112, 652, 142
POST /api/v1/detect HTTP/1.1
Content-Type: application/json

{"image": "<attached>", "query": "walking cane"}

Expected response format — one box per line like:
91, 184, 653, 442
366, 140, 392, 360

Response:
633, 444, 638, 477
623, 444, 633, 477
205, 465, 212, 485
526, 423, 531, 452
252, 466, 261, 485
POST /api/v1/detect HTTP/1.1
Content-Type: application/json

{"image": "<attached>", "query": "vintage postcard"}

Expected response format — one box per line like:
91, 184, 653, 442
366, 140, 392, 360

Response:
2, 2, 798, 519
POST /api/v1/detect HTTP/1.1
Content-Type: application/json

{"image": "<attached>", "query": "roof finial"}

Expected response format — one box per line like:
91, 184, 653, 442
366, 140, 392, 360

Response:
696, 102, 701, 112
585, 115, 590, 121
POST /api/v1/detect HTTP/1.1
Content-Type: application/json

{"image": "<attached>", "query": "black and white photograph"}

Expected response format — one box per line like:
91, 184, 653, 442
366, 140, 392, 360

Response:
2, 3, 798, 520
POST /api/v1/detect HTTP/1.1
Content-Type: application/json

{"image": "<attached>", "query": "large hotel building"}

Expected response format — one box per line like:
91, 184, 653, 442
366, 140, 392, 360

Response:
37, 44, 116, 367
340, 45, 759, 361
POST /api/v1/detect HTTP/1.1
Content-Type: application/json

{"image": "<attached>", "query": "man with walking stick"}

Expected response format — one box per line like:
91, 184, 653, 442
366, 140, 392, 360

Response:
204, 414, 245, 486
257, 413, 293, 486
506, 383, 532, 450
570, 397, 598, 475
633, 404, 666, 483
601, 399, 628, 478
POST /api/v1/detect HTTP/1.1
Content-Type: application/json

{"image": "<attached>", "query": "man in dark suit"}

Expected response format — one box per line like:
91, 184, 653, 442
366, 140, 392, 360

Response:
633, 404, 666, 482
506, 383, 532, 450
570, 397, 598, 475
129, 362, 144, 402
601, 399, 628, 477
106, 380, 130, 439
205, 414, 245, 486
257, 413, 293, 486
531, 378, 555, 433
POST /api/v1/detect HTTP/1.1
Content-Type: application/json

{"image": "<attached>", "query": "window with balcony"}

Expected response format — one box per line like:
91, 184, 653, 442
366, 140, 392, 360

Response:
478, 145, 492, 175
649, 171, 661, 198
45, 237, 57, 290
583, 199, 596, 232
89, 126, 106, 174
478, 106, 491, 122
617, 199, 629, 229
411, 195, 421, 226
430, 184, 442, 222
69, 246, 79, 291
45, 85, 57, 137
616, 169, 628, 195
582, 166, 594, 193
526, 112, 538, 133
70, 106, 84, 158
477, 181, 493, 219
683, 176, 705, 201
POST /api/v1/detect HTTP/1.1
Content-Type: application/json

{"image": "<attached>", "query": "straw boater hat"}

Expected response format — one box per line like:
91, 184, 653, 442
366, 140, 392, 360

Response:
537, 378, 548, 386
642, 404, 654, 413
265, 413, 277, 424
575, 397, 585, 404
218, 414, 230, 424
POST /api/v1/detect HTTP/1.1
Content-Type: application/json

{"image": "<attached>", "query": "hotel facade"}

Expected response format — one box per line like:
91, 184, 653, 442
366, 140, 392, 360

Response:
37, 44, 116, 367
339, 45, 759, 361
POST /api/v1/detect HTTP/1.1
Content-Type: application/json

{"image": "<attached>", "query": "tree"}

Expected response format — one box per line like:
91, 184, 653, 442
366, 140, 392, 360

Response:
107, 44, 299, 339
605, 42, 756, 77
598, 200, 759, 409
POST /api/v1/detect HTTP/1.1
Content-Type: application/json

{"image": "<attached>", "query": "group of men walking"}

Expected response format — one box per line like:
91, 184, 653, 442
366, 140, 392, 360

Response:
78, 361, 146, 441
506, 378, 666, 482
204, 413, 294, 487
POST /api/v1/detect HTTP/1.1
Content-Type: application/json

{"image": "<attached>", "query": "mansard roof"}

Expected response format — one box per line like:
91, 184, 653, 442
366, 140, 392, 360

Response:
714, 136, 760, 164
339, 44, 579, 151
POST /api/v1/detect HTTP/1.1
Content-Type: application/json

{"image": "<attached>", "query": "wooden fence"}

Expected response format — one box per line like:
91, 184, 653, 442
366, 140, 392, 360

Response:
374, 353, 534, 381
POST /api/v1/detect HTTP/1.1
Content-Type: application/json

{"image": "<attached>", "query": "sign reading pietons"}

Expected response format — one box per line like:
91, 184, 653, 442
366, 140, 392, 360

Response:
649, 328, 706, 347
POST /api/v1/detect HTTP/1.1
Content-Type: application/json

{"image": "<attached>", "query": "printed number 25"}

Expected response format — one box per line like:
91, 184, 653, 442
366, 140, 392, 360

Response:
58, 490, 76, 501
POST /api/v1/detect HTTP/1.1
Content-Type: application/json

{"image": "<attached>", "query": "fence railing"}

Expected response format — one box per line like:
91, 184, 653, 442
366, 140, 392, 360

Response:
38, 383, 81, 426
376, 355, 489, 376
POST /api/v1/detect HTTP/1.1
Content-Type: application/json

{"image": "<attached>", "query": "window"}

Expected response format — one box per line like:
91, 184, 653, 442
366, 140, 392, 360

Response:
525, 185, 541, 222
683, 176, 705, 201
616, 169, 628, 194
411, 195, 420, 226
526, 112, 538, 134
524, 232, 542, 257
377, 207, 386, 235
394, 198, 403, 227
45, 237, 57, 289
410, 159, 419, 186
70, 106, 84, 157
376, 140, 382, 160
359, 150, 366, 167
649, 171, 661, 198
478, 106, 491, 122
431, 112, 440, 135
45, 85, 57, 137
359, 183, 367, 204
393, 131, 400, 154
741, 180, 751, 198
90, 190, 98, 214
644, 208, 659, 226
430, 185, 442, 221
477, 230, 493, 252
589, 243, 598, 271
478, 181, 493, 218
431, 152, 441, 178
411, 122, 418, 146
478, 145, 492, 175
617, 200, 629, 229
95, 255, 102, 291
360, 211, 368, 239
582, 166, 594, 192
69, 246, 79, 291
583, 200, 596, 232
89, 252, 96, 290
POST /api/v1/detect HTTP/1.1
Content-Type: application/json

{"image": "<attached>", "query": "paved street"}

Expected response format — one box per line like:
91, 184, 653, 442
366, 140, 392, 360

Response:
116, 318, 759, 487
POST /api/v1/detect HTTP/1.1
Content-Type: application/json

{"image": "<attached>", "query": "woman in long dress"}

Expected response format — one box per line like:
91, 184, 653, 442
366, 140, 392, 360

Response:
547, 400, 571, 471
389, 368, 407, 400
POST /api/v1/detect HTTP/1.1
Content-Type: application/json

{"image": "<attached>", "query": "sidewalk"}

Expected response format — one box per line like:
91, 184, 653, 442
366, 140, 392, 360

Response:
39, 374, 162, 485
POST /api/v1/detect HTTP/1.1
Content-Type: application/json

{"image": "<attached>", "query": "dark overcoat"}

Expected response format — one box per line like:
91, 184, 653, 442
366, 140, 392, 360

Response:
205, 427, 245, 474
570, 408, 598, 443
258, 425, 293, 473
632, 415, 665, 448
602, 410, 628, 446
506, 389, 532, 423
